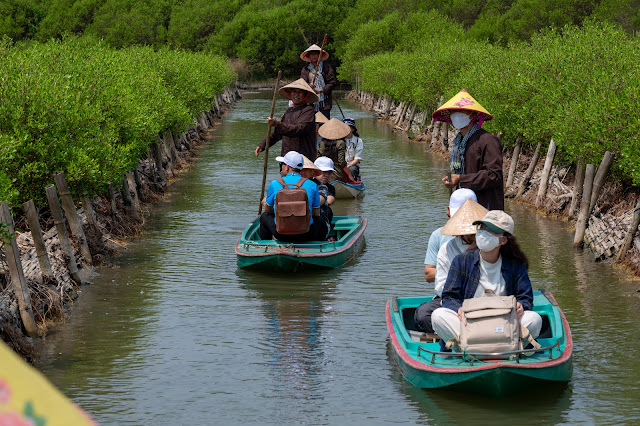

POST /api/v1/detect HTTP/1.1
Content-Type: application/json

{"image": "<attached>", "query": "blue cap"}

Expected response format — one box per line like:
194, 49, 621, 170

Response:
342, 118, 356, 129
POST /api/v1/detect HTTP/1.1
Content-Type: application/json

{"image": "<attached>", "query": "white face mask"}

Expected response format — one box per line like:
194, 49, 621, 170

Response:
475, 229, 501, 252
450, 111, 472, 129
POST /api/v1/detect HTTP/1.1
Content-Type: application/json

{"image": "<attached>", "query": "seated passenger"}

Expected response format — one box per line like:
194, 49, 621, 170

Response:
318, 118, 349, 182
314, 156, 337, 239
432, 210, 543, 348
301, 154, 321, 180
414, 197, 487, 333
342, 118, 363, 182
259, 151, 323, 242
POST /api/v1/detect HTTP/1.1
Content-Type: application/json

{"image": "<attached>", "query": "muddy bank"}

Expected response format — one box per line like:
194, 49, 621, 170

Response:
347, 90, 640, 278
0, 85, 241, 359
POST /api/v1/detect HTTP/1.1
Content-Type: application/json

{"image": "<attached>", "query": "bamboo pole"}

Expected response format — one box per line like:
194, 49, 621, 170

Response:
574, 164, 596, 247
615, 196, 640, 262
569, 160, 585, 220
588, 151, 614, 215
46, 185, 82, 283
536, 139, 557, 207
54, 171, 92, 265
0, 202, 38, 336
514, 143, 542, 198
258, 71, 282, 216
23, 199, 54, 281
506, 137, 522, 189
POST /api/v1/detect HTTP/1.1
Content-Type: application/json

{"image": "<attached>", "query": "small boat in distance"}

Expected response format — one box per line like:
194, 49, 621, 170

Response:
236, 216, 366, 271
386, 289, 572, 397
331, 179, 365, 199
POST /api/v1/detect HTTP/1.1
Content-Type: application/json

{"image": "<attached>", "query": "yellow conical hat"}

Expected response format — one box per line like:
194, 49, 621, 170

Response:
441, 199, 489, 236
301, 154, 320, 171
432, 89, 493, 124
300, 44, 330, 62
279, 78, 319, 105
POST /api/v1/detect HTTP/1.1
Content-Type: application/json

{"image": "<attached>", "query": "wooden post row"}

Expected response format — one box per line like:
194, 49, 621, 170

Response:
23, 199, 54, 281
54, 171, 92, 265
46, 184, 82, 284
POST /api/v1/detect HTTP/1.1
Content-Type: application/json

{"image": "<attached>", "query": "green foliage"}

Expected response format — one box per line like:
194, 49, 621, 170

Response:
0, 0, 46, 41
0, 37, 236, 205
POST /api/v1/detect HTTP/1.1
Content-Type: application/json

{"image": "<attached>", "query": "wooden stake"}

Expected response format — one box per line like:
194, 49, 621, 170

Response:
54, 171, 92, 265
574, 164, 596, 247
506, 137, 522, 189
122, 173, 141, 221
615, 196, 640, 262
515, 143, 542, 198
569, 160, 585, 220
152, 143, 166, 185
536, 139, 557, 207
0, 202, 38, 336
23, 199, 54, 281
588, 151, 614, 215
46, 185, 82, 283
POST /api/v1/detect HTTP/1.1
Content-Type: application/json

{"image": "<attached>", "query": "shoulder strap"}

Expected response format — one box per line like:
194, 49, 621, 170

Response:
295, 177, 307, 188
277, 177, 287, 188
520, 324, 542, 356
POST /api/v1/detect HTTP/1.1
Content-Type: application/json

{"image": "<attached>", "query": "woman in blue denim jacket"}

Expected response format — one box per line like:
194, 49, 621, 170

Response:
431, 210, 542, 348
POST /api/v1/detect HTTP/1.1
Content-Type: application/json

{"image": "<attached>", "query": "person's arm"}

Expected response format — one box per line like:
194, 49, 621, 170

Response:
311, 185, 321, 217
457, 133, 503, 191
434, 244, 453, 297
256, 119, 284, 154
424, 265, 436, 282
301, 66, 310, 82
276, 107, 315, 137
326, 195, 335, 205
510, 259, 534, 311
423, 230, 440, 283
354, 138, 363, 160
312, 207, 320, 217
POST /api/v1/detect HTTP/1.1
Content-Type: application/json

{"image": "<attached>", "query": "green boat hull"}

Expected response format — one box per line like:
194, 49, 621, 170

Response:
387, 290, 573, 397
236, 216, 367, 272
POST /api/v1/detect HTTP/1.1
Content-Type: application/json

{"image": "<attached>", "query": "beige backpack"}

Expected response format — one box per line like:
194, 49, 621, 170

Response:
452, 290, 540, 358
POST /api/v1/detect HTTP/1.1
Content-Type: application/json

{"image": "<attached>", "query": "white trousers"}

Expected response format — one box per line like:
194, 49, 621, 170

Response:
431, 307, 543, 344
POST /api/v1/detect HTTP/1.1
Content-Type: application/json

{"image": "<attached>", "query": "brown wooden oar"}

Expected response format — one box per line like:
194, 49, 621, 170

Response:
258, 71, 282, 215
311, 34, 327, 88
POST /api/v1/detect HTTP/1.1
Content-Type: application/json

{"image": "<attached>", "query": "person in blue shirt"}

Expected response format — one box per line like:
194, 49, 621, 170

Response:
259, 151, 322, 242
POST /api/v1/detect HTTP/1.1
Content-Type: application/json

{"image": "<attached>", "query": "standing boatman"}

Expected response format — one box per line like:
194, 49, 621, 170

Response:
300, 43, 338, 119
433, 89, 504, 210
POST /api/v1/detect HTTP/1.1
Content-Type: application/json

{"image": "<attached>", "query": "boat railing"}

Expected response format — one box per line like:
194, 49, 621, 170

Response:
242, 240, 338, 253
417, 340, 562, 366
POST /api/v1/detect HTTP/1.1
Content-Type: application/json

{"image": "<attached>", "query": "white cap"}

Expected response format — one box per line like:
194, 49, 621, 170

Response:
449, 188, 477, 217
314, 156, 336, 172
275, 151, 304, 170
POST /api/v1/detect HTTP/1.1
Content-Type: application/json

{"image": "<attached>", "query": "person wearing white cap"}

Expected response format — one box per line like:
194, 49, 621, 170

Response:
259, 151, 323, 242
424, 188, 478, 283
431, 210, 542, 349
300, 44, 338, 119
415, 197, 487, 334
314, 156, 337, 239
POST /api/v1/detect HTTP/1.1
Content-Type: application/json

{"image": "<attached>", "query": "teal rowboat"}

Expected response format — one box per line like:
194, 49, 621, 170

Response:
331, 180, 365, 199
386, 290, 572, 397
235, 216, 366, 271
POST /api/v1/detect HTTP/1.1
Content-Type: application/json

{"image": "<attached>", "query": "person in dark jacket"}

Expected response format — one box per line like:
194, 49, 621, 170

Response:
433, 90, 504, 210
300, 44, 338, 119
255, 78, 318, 161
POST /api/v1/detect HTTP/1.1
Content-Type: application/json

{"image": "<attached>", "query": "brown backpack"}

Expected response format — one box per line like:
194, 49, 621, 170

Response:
275, 177, 310, 235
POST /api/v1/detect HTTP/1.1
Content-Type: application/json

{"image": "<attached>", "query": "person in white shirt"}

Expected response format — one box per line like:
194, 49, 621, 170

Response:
414, 198, 487, 333
342, 118, 363, 181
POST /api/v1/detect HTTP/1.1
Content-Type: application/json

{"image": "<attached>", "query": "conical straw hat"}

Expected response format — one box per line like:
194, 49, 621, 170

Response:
301, 154, 320, 171
318, 118, 350, 140
315, 111, 329, 124
432, 89, 493, 124
279, 78, 319, 105
441, 199, 489, 236
300, 44, 330, 62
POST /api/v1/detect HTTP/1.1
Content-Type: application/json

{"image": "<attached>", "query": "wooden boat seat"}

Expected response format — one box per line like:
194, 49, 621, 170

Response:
409, 330, 440, 343
333, 219, 356, 230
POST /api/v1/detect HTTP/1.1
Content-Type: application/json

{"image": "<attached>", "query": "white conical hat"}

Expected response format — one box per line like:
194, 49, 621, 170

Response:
300, 44, 329, 62
278, 78, 319, 105
318, 118, 350, 140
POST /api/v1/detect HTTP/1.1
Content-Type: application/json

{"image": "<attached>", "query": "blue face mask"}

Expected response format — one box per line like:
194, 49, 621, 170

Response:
450, 112, 472, 129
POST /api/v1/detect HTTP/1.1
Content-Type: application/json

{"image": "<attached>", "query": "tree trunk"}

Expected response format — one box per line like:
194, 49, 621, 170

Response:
535, 139, 557, 207
574, 164, 596, 247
